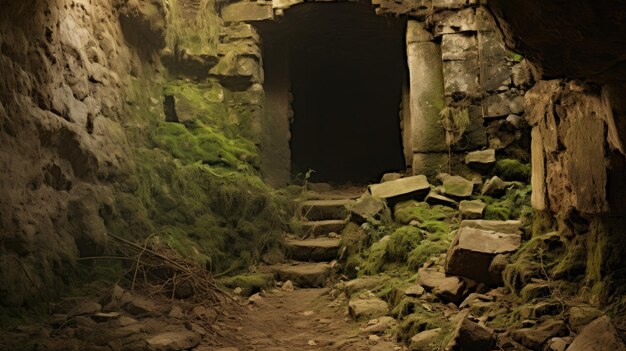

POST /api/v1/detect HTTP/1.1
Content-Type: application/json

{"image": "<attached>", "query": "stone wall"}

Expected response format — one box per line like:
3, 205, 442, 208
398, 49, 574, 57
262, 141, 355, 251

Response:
0, 0, 275, 308
0, 0, 141, 307
221, 0, 531, 181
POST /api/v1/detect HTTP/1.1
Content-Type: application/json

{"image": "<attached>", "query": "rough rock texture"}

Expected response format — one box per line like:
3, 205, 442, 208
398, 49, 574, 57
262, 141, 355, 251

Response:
566, 316, 626, 351
0, 0, 143, 306
489, 1, 626, 83
445, 225, 521, 285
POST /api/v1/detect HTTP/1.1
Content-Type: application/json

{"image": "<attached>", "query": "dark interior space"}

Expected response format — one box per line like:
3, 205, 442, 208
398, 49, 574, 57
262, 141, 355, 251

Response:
261, 3, 407, 184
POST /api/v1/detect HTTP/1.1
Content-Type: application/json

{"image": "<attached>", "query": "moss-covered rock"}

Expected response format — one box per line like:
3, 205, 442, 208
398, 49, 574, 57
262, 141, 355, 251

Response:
495, 159, 531, 182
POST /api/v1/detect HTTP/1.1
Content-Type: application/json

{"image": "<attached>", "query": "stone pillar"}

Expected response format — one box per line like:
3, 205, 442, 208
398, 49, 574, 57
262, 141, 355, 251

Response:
261, 33, 291, 187
406, 21, 447, 176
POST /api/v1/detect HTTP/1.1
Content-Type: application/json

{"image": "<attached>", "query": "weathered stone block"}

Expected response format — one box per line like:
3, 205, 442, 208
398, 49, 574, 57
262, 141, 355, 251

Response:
465, 149, 496, 168
222, 2, 274, 23
349, 193, 386, 223
478, 30, 512, 92
348, 297, 389, 320
439, 174, 474, 198
411, 328, 442, 351
482, 92, 525, 118
459, 200, 485, 219
412, 153, 449, 178
407, 20, 432, 43
434, 8, 477, 36
443, 59, 480, 96
445, 226, 521, 285
442, 33, 478, 61
476, 6, 497, 32
407, 25, 447, 153
417, 268, 466, 303
369, 175, 430, 201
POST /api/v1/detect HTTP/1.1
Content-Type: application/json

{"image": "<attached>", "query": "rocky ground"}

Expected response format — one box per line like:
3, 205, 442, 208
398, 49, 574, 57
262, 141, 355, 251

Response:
2, 160, 625, 351
0, 283, 404, 351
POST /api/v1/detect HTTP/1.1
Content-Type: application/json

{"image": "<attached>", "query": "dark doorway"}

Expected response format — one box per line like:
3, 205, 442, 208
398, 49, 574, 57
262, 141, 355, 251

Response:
259, 2, 407, 185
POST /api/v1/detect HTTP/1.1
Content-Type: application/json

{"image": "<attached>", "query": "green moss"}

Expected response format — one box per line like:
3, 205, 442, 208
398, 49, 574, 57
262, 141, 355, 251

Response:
150, 121, 259, 169
394, 201, 455, 225
503, 232, 564, 294
360, 236, 390, 275
407, 232, 453, 269
476, 185, 532, 224
386, 226, 425, 262
495, 159, 531, 182
219, 273, 274, 296
393, 303, 449, 344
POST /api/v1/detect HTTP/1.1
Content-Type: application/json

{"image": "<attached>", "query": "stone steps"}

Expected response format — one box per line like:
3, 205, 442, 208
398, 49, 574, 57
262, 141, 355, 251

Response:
299, 219, 347, 237
285, 237, 341, 262
265, 262, 332, 288
298, 199, 353, 221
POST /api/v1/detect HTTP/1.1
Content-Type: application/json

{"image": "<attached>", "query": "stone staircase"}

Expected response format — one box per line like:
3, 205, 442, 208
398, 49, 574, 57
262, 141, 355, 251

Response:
265, 187, 362, 288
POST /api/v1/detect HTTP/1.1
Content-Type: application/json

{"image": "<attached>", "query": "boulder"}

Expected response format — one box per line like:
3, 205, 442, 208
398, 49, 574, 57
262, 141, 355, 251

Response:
439, 174, 474, 198
445, 226, 521, 285
449, 318, 495, 351
480, 176, 511, 197
566, 316, 626, 351
459, 200, 486, 219
417, 268, 466, 303
512, 318, 567, 350
348, 296, 389, 320
568, 306, 603, 332
349, 193, 386, 223
368, 175, 430, 202
410, 328, 442, 350
362, 316, 397, 334
145, 330, 201, 351
465, 149, 496, 169
404, 284, 426, 297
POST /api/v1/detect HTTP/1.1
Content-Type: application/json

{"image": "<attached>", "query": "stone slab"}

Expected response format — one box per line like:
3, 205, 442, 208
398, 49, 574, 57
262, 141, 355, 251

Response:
221, 2, 274, 23
298, 199, 352, 221
459, 219, 522, 235
274, 262, 330, 288
286, 238, 340, 262
369, 175, 430, 201
446, 226, 521, 285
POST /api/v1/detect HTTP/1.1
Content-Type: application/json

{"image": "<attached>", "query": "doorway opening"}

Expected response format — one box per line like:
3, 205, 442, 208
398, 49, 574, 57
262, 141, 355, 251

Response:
259, 2, 408, 185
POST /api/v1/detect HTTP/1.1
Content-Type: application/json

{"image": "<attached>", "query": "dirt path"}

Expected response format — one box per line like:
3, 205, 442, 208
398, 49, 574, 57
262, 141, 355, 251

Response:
205, 288, 403, 351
